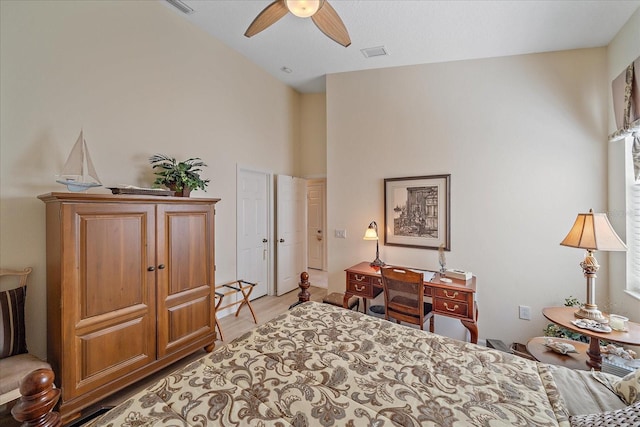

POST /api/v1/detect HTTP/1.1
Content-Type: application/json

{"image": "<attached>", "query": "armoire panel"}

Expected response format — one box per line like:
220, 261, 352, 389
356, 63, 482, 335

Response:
80, 213, 147, 318
166, 295, 212, 344
166, 212, 209, 294
79, 316, 151, 382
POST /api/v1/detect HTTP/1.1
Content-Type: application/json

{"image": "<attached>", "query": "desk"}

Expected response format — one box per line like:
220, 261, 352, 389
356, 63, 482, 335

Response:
344, 262, 479, 343
542, 307, 640, 370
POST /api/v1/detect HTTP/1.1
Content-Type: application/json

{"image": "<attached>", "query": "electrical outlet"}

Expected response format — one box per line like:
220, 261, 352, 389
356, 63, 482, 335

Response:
519, 305, 531, 320
335, 229, 346, 239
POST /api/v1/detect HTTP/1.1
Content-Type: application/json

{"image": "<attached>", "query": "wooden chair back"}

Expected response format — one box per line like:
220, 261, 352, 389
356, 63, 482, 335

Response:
0, 267, 32, 290
380, 267, 434, 332
381, 267, 426, 327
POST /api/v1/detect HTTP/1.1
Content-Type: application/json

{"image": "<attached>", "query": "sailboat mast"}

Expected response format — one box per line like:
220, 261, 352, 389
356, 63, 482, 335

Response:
80, 131, 85, 178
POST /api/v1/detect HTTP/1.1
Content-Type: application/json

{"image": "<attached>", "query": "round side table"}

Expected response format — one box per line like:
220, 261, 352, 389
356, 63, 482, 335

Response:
526, 337, 589, 371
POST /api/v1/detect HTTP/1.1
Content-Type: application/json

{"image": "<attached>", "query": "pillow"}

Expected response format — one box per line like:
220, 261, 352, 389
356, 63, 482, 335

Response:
569, 401, 640, 427
614, 368, 640, 405
0, 286, 28, 359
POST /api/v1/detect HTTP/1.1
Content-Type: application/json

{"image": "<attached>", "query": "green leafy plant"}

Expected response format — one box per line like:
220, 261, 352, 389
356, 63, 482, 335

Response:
149, 154, 210, 192
543, 296, 588, 343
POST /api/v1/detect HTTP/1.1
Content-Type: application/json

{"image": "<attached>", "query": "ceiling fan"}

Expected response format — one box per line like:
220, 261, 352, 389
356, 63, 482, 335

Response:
245, 0, 351, 47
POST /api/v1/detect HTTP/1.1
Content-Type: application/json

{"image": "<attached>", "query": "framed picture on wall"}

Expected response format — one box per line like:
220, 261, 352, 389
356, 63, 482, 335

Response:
384, 174, 451, 250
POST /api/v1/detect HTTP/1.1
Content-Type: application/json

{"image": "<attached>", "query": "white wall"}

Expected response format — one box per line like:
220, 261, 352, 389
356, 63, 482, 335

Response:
326, 49, 610, 344
607, 7, 640, 323
0, 1, 300, 359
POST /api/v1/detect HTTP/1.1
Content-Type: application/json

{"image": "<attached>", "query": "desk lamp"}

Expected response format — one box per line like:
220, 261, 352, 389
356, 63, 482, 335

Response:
560, 209, 627, 322
363, 221, 385, 267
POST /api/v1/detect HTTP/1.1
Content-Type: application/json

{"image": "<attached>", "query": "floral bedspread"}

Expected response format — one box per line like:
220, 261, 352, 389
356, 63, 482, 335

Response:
87, 301, 569, 426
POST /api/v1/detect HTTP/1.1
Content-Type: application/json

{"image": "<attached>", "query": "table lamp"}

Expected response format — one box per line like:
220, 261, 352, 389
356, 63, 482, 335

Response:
560, 209, 627, 322
363, 221, 385, 267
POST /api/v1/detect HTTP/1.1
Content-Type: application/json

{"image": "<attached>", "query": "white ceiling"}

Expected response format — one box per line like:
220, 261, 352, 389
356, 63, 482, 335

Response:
163, 0, 640, 93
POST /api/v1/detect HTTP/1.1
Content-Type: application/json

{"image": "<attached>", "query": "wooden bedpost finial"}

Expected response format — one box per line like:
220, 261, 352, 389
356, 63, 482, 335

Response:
12, 368, 62, 427
298, 271, 311, 303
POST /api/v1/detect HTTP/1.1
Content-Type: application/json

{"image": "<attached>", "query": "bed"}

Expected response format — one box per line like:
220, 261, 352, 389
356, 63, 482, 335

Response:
12, 284, 640, 426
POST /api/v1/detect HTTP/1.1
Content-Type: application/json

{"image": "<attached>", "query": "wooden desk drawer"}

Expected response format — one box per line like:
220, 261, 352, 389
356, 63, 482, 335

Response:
370, 275, 383, 287
348, 272, 371, 284
434, 288, 468, 303
434, 298, 469, 318
347, 280, 375, 298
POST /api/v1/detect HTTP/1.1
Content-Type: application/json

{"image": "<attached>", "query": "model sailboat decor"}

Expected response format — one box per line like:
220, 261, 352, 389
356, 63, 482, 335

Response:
56, 130, 102, 192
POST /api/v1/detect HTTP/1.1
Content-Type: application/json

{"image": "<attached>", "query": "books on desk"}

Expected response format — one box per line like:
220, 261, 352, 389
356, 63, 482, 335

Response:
444, 269, 472, 281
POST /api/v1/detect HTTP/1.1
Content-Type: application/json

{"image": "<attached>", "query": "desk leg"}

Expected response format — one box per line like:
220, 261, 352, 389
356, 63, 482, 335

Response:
461, 305, 479, 344
586, 337, 602, 370
461, 320, 479, 344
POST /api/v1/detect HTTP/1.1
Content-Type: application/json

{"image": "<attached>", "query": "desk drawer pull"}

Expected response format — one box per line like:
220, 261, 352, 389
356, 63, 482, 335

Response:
444, 290, 458, 299
376, 278, 382, 285
444, 303, 459, 312
355, 284, 366, 292
355, 274, 366, 282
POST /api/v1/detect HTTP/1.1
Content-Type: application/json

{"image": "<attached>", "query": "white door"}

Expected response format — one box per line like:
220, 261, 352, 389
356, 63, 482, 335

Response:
307, 179, 326, 270
276, 175, 307, 296
237, 168, 270, 299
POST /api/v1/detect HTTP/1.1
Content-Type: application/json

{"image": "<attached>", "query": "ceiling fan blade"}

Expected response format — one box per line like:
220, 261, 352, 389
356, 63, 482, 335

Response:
311, 1, 351, 47
245, 0, 289, 38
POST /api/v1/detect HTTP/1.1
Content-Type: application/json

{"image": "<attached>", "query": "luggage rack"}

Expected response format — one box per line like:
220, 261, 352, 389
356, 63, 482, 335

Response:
214, 279, 258, 341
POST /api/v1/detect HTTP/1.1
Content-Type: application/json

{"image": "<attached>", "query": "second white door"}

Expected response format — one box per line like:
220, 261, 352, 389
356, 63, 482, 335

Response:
276, 175, 307, 296
237, 168, 270, 299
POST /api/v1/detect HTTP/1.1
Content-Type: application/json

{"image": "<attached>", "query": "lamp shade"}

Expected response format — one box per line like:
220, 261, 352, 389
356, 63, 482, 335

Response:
285, 0, 323, 18
363, 223, 378, 240
560, 210, 627, 251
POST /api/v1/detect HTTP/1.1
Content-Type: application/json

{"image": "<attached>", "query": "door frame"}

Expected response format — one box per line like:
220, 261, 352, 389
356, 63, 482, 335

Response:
236, 165, 275, 297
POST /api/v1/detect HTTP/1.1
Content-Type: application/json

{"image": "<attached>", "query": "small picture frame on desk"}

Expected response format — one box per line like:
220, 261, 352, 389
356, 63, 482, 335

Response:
384, 174, 451, 250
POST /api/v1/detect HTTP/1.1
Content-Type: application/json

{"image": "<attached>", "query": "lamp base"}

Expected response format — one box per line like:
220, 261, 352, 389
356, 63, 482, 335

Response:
370, 258, 385, 267
574, 306, 608, 323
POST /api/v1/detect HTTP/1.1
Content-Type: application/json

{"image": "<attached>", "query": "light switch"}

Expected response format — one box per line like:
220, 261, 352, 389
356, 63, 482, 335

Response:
519, 305, 531, 320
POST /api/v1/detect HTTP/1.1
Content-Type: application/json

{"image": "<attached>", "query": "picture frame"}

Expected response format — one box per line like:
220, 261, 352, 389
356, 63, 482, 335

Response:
384, 174, 451, 250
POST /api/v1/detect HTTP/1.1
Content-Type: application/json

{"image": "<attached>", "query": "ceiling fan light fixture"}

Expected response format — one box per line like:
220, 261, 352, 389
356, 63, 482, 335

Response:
285, 0, 323, 18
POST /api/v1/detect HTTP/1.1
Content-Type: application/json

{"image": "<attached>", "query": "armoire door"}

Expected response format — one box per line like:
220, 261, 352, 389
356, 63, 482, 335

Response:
156, 203, 216, 357
62, 202, 157, 399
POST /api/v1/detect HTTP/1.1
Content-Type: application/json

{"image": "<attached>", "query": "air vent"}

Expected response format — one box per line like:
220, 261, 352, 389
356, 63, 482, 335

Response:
165, 0, 194, 14
361, 46, 388, 58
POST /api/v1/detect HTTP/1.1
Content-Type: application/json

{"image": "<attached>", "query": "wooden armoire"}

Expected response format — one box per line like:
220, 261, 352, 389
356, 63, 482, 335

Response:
38, 193, 219, 423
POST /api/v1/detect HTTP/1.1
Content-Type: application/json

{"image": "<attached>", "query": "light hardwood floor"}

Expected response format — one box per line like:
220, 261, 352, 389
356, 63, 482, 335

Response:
86, 284, 329, 416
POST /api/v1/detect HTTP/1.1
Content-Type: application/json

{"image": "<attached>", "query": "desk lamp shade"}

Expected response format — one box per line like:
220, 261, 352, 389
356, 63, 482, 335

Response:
560, 209, 627, 322
363, 221, 385, 267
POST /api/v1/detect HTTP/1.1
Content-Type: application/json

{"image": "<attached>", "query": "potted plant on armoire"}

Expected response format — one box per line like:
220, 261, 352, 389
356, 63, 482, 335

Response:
149, 154, 210, 197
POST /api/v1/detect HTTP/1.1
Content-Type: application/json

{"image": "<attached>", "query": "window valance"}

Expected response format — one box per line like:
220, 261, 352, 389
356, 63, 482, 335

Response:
610, 57, 640, 181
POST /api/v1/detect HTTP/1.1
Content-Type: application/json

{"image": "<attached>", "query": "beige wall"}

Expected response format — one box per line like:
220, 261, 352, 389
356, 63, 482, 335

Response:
0, 0, 300, 359
326, 49, 611, 344
2, 0, 637, 359
607, 7, 640, 325
300, 93, 327, 178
